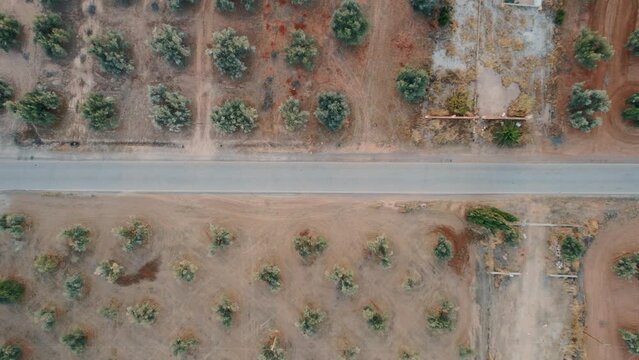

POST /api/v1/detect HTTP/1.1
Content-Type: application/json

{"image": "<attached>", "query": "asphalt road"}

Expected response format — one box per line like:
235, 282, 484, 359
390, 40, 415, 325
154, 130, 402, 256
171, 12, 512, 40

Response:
1, 160, 638, 195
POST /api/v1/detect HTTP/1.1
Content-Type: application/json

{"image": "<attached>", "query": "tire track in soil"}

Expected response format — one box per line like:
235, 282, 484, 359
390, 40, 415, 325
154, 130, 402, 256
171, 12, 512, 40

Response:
190, 0, 214, 153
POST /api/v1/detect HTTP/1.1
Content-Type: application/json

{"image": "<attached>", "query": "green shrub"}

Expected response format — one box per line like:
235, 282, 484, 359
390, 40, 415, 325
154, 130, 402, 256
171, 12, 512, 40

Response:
315, 91, 350, 132
0, 13, 20, 52
399, 350, 418, 360
492, 122, 522, 147
293, 231, 327, 261
0, 213, 28, 240
258, 334, 285, 360
402, 272, 421, 291
623, 92, 639, 126
39, 0, 61, 7
567, 83, 610, 132
33, 13, 69, 58
60, 328, 88, 355
279, 97, 309, 131
207, 28, 254, 80
446, 90, 473, 116
427, 299, 456, 333
114, 218, 150, 252
340, 345, 360, 360
215, 0, 256, 12
554, 9, 566, 26
437, 5, 453, 27
285, 30, 317, 71
433, 234, 453, 262
172, 260, 198, 283
0, 79, 13, 110
127, 299, 158, 326
362, 303, 386, 332
458, 345, 474, 358
574, 28, 613, 70
35, 306, 56, 331
291, 0, 312, 5
94, 260, 125, 283
97, 299, 120, 320
331, 0, 369, 45
367, 235, 393, 269
560, 236, 585, 263
88, 31, 134, 75
628, 29, 639, 56
613, 253, 639, 280
210, 99, 257, 134
0, 343, 21, 360
171, 335, 198, 357
215, 296, 239, 328
148, 84, 192, 132
209, 224, 234, 255
7, 86, 60, 127
166, 0, 195, 10
0, 279, 25, 303
257, 264, 281, 292
81, 93, 118, 131
63, 274, 84, 300
62, 225, 91, 252
296, 306, 326, 336
326, 265, 358, 296
34, 253, 61, 273
150, 24, 190, 67
396, 66, 429, 103
620, 329, 639, 355
409, 0, 438, 16
466, 206, 518, 237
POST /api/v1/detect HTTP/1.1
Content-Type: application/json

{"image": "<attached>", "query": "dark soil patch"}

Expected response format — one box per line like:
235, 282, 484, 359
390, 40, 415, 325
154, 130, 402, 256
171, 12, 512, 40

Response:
116, 257, 161, 286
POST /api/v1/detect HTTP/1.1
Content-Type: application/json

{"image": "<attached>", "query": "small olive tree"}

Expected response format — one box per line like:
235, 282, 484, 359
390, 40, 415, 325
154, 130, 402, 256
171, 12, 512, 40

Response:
285, 30, 318, 71
97, 299, 120, 320
215, 0, 256, 12
0, 79, 14, 110
148, 84, 192, 132
396, 66, 429, 103
567, 82, 610, 132
620, 329, 639, 355
150, 24, 190, 67
339, 345, 360, 360
362, 303, 386, 332
574, 28, 613, 70
207, 28, 254, 80
293, 231, 327, 263
258, 333, 285, 360
409, 0, 438, 16
427, 300, 456, 333
433, 234, 453, 262
0, 279, 25, 303
88, 31, 134, 75
172, 260, 198, 283
257, 264, 281, 292
167, 0, 195, 11
0, 213, 28, 240
399, 350, 419, 360
0, 343, 21, 360
63, 274, 84, 300
94, 260, 125, 283
296, 306, 326, 336
210, 99, 257, 134
209, 224, 234, 255
60, 328, 88, 355
171, 334, 199, 358
326, 265, 358, 296
81, 93, 118, 131
35, 306, 56, 331
0, 13, 20, 52
331, 0, 369, 45
627, 29, 639, 56
33, 13, 70, 58
622, 92, 639, 126
279, 97, 309, 131
62, 225, 91, 253
315, 91, 350, 132
34, 253, 61, 273
127, 299, 158, 326
7, 86, 61, 127
113, 218, 150, 252
367, 235, 393, 269
215, 296, 239, 328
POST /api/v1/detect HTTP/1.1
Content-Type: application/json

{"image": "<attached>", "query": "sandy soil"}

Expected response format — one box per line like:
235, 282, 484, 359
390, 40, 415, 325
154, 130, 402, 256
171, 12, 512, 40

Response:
0, 193, 479, 359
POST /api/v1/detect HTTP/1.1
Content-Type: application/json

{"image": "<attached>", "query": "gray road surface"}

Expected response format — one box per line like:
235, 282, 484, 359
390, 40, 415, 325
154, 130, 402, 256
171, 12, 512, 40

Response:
0, 161, 638, 195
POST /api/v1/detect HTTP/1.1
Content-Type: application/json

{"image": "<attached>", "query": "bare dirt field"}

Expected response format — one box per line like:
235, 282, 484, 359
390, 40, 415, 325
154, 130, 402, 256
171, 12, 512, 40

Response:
1, 193, 638, 359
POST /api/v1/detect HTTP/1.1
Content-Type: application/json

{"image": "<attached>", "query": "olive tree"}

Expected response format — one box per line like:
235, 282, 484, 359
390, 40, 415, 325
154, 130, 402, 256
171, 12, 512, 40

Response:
613, 253, 639, 280
215, 0, 256, 12
567, 83, 610, 132
362, 303, 386, 332
326, 265, 358, 296
88, 31, 134, 75
209, 224, 234, 255
167, 0, 195, 11
293, 231, 327, 262
81, 93, 118, 131
433, 234, 453, 262
399, 350, 419, 360
150, 24, 190, 67
207, 28, 254, 80
63, 274, 84, 300
0, 213, 28, 240
622, 92, 639, 126
60, 328, 88, 355
331, 0, 369, 45
285, 30, 318, 71
340, 345, 360, 360
367, 235, 393, 269
627, 29, 639, 56
127, 299, 158, 326
426, 299, 456, 333
94, 260, 125, 283
34, 253, 61, 273
0, 79, 13, 110
172, 260, 198, 283
210, 99, 257, 134
7, 85, 60, 127
171, 335, 199, 358
256, 264, 281, 292
409, 0, 438, 16
33, 13, 69, 58
62, 225, 91, 253
620, 329, 639, 355
258, 333, 285, 360
296, 306, 326, 336
0, 344, 21, 360
97, 299, 120, 320
291, 0, 312, 5
0, 279, 25, 303
396, 66, 429, 103
315, 91, 350, 132
215, 296, 239, 328
113, 218, 150, 252
35, 307, 56, 331
574, 28, 613, 70
0, 13, 20, 52
148, 84, 192, 132
279, 97, 309, 131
